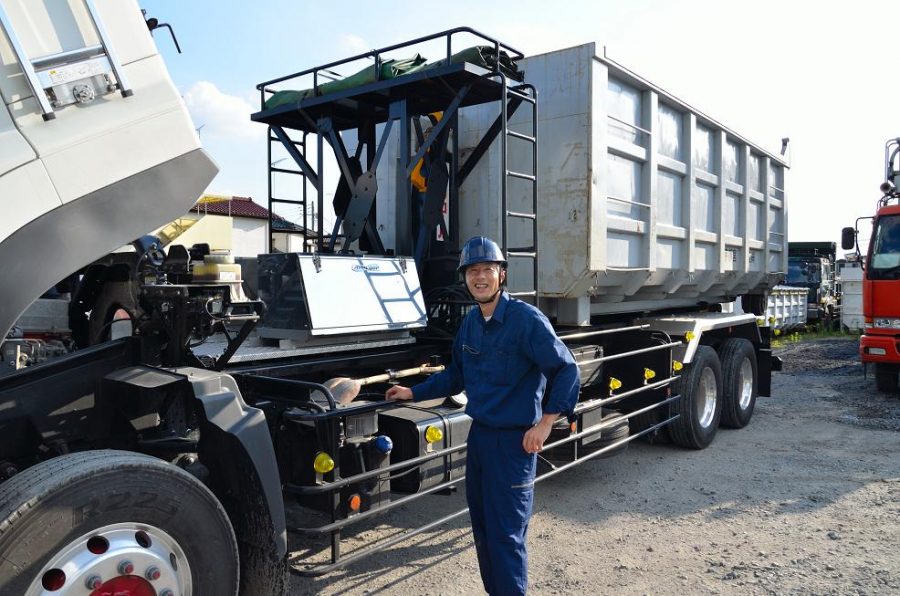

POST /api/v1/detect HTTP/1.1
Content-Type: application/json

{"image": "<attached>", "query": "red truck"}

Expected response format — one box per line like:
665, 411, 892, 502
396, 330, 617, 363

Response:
843, 138, 900, 393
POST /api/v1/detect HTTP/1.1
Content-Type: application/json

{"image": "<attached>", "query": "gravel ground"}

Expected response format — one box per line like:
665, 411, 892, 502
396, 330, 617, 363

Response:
289, 336, 900, 595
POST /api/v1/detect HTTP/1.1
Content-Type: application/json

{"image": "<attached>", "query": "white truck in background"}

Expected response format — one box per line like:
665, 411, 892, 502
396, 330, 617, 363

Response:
0, 6, 789, 594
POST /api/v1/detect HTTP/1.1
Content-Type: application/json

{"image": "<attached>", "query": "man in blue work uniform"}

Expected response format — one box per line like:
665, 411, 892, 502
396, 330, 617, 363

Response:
386, 236, 579, 595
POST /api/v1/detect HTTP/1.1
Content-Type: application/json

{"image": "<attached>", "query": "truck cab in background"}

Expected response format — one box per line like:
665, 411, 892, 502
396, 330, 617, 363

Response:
786, 241, 840, 327
843, 137, 900, 393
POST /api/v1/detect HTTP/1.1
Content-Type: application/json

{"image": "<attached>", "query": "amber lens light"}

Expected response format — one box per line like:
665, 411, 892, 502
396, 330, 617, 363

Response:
348, 494, 362, 512
313, 452, 335, 474
425, 425, 443, 443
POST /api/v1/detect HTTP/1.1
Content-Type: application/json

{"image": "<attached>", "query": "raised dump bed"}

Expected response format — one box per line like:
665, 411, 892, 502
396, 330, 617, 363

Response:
364, 43, 788, 322
455, 43, 789, 321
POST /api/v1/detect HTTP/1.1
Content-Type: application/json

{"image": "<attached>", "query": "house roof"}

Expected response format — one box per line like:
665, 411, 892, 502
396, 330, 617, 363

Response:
272, 218, 307, 233
190, 195, 314, 236
191, 196, 272, 220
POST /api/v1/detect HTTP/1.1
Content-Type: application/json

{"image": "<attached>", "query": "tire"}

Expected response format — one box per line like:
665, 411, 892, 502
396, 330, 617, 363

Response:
0, 450, 239, 595
719, 338, 758, 428
874, 364, 899, 394
595, 412, 630, 457
628, 407, 670, 444
668, 345, 722, 449
740, 294, 766, 316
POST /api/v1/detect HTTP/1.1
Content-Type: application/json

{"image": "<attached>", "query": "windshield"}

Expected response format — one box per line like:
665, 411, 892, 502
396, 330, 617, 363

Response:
870, 214, 900, 276
787, 259, 820, 284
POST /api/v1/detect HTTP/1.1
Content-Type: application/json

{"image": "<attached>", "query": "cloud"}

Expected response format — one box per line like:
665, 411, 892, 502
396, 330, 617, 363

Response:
337, 33, 370, 56
183, 81, 260, 141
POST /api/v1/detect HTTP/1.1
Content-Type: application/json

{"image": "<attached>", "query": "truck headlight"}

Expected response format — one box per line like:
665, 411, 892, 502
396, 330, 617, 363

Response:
874, 318, 900, 329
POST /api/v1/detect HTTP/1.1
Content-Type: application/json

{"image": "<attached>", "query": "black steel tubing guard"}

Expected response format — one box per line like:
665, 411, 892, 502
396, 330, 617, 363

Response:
558, 323, 651, 340
288, 474, 465, 536
578, 341, 681, 366
284, 442, 468, 495
286, 396, 678, 533
289, 397, 680, 577
291, 508, 470, 577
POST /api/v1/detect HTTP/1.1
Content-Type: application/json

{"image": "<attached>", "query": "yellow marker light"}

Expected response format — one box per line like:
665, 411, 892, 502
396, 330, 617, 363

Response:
644, 368, 656, 381
425, 425, 443, 443
608, 377, 622, 391
313, 452, 335, 474
673, 360, 684, 372
684, 331, 696, 342
756, 317, 764, 326
774, 329, 782, 336
768, 316, 776, 324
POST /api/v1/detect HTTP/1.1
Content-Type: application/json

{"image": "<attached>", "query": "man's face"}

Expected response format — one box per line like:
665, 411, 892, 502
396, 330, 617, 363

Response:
465, 262, 504, 302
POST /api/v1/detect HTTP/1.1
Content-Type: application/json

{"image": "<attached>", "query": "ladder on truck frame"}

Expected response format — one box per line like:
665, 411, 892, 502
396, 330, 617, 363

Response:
267, 128, 322, 253
500, 81, 538, 304
0, 0, 133, 121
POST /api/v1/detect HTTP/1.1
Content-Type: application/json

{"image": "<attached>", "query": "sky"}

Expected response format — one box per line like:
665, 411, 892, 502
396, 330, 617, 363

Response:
140, 0, 897, 252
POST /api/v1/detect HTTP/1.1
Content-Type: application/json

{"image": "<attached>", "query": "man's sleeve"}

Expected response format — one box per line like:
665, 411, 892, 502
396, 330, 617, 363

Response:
524, 311, 579, 416
410, 331, 465, 401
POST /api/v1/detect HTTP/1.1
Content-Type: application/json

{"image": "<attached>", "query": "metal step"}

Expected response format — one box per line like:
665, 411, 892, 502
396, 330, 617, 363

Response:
507, 211, 536, 221
507, 170, 536, 182
506, 130, 535, 143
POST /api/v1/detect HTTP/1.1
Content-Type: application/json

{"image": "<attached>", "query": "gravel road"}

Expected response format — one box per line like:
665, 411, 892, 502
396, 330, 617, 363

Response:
289, 336, 900, 595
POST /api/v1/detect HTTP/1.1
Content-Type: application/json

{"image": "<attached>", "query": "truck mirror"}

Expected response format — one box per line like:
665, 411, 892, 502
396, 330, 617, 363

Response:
841, 227, 855, 250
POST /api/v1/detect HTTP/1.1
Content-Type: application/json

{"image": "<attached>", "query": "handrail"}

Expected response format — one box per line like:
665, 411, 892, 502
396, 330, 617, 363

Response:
256, 27, 523, 104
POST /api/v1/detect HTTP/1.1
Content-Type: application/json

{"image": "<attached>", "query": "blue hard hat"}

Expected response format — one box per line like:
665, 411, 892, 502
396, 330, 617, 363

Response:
458, 236, 507, 273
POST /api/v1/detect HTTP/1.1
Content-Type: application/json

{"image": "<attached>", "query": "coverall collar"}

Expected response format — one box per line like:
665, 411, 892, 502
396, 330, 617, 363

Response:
484, 290, 510, 324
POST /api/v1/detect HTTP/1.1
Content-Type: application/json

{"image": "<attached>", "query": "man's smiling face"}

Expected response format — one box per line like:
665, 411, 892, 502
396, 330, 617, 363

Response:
465, 262, 504, 303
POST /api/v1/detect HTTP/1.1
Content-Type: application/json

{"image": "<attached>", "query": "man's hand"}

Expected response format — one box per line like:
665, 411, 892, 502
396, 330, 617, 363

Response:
522, 414, 557, 453
385, 385, 413, 401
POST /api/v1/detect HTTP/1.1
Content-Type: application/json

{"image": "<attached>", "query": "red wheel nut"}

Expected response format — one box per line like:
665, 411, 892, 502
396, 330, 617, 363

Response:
85, 575, 102, 589
145, 566, 161, 580
117, 560, 134, 575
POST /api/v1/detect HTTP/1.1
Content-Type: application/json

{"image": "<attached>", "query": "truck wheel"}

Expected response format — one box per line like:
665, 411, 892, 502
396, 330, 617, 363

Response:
719, 338, 758, 428
740, 294, 766, 316
595, 412, 630, 457
874, 364, 899, 394
668, 345, 722, 449
0, 450, 239, 595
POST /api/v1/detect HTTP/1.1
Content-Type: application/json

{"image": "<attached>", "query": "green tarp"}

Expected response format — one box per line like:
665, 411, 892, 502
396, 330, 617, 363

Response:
263, 46, 521, 111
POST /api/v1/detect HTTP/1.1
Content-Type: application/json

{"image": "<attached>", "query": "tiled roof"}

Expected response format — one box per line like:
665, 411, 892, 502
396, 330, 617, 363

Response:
272, 218, 307, 232
191, 195, 311, 234
191, 196, 272, 220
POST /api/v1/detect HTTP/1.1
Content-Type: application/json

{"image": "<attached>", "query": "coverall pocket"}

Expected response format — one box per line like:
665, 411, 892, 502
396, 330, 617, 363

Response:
500, 432, 536, 490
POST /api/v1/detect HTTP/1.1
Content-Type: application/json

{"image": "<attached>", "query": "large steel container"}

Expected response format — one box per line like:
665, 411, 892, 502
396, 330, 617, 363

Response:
367, 42, 788, 323
457, 42, 788, 322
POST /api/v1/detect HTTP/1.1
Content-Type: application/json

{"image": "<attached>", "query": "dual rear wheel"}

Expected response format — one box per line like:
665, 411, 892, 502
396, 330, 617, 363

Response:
668, 339, 758, 449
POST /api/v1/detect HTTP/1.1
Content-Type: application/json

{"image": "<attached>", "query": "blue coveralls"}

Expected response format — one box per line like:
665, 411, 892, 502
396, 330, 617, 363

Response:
412, 291, 579, 595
